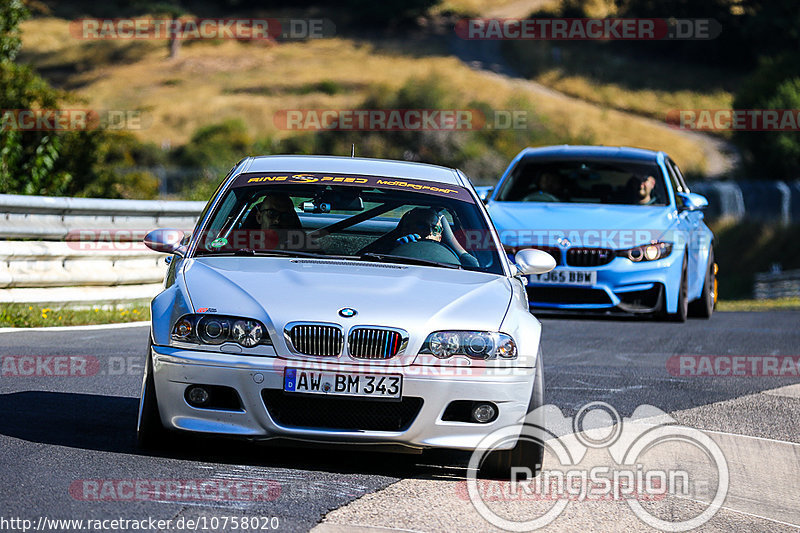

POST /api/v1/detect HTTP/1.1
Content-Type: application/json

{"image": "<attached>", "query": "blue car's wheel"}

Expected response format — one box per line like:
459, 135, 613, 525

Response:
666, 254, 688, 322
689, 247, 715, 319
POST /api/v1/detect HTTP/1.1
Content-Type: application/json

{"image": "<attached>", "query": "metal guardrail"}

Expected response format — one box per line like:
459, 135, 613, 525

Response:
0, 194, 204, 304
0, 193, 204, 240
754, 269, 800, 300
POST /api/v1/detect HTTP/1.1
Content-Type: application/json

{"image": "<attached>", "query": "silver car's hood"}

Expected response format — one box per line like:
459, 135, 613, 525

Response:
182, 257, 513, 359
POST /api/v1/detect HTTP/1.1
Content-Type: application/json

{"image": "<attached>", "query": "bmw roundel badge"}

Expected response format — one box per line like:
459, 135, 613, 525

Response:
338, 307, 357, 318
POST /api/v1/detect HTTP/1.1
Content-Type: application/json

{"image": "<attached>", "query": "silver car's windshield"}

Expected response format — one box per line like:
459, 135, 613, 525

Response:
496, 159, 668, 206
194, 172, 504, 274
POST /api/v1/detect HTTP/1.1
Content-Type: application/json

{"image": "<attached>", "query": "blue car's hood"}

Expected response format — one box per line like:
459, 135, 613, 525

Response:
487, 202, 675, 248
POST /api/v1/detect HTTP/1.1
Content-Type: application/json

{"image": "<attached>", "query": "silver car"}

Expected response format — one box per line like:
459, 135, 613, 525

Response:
139, 155, 555, 477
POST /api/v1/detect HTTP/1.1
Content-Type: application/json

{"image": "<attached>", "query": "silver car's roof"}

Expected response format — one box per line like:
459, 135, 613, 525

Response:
241, 155, 463, 185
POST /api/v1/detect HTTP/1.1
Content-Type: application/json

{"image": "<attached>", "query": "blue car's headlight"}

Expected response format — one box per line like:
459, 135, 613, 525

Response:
172, 314, 271, 347
420, 331, 517, 360
618, 242, 672, 262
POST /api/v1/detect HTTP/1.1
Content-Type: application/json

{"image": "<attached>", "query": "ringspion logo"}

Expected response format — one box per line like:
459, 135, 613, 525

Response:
467, 402, 728, 531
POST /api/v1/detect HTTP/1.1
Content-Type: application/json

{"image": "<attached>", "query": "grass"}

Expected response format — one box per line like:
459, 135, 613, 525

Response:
19, 17, 709, 174
717, 298, 800, 312
711, 221, 800, 300
433, 0, 561, 17
0, 303, 151, 328
502, 41, 739, 132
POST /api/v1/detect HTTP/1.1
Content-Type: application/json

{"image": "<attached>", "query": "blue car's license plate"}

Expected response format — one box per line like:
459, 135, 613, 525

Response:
283, 369, 402, 399
530, 269, 597, 286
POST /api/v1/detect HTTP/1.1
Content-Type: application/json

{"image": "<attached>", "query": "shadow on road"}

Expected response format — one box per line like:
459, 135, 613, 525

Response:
0, 391, 465, 480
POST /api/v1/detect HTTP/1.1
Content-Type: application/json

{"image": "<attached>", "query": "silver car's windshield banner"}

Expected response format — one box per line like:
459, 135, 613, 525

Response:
234, 172, 475, 203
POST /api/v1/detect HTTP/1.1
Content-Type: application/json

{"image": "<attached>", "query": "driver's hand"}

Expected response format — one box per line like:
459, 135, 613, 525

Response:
396, 234, 421, 244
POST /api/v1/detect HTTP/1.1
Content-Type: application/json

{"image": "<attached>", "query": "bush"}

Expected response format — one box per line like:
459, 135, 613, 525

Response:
733, 55, 800, 179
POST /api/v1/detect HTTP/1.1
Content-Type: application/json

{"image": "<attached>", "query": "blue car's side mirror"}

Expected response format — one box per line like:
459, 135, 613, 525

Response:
475, 186, 493, 203
677, 192, 708, 211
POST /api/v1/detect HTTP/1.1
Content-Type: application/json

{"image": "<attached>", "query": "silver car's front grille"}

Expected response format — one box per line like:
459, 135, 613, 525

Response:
288, 324, 344, 356
348, 327, 406, 359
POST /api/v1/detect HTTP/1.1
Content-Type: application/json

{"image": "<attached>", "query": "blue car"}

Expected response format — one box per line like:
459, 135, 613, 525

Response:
479, 146, 717, 321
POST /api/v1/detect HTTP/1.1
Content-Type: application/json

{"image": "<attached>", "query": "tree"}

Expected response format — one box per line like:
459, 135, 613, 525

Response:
0, 0, 73, 195
733, 54, 800, 179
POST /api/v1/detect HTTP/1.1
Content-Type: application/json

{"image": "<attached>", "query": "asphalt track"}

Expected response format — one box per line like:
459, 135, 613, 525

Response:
0, 311, 798, 532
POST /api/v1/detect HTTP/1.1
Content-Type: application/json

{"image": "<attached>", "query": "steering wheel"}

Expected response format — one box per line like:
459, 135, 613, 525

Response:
388, 239, 462, 265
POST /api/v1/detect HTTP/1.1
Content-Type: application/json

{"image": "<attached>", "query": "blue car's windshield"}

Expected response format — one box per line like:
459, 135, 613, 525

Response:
193, 172, 504, 275
496, 159, 669, 206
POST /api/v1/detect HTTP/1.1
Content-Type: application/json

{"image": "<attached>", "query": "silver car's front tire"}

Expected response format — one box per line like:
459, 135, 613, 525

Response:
477, 359, 544, 479
137, 343, 170, 449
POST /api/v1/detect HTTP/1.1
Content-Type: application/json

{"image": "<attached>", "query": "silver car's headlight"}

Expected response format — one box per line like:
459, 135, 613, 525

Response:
420, 331, 517, 360
172, 314, 271, 347
618, 242, 672, 262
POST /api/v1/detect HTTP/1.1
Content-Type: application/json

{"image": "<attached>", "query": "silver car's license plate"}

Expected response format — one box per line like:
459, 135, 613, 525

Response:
530, 269, 597, 286
283, 369, 402, 399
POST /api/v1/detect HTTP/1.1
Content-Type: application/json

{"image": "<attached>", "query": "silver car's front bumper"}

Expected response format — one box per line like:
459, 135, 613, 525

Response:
151, 344, 536, 451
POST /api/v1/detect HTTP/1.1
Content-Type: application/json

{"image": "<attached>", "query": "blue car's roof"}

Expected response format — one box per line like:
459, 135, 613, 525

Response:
514, 145, 662, 162
241, 155, 463, 185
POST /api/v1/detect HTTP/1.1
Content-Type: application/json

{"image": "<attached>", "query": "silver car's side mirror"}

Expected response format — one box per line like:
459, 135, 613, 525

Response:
514, 248, 556, 275
677, 192, 708, 211
144, 229, 187, 256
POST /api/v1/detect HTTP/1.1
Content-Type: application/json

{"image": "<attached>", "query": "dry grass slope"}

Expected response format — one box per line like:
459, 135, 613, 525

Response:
21, 17, 708, 172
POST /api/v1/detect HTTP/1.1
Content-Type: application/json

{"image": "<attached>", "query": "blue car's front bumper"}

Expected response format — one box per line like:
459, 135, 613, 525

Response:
521, 250, 683, 314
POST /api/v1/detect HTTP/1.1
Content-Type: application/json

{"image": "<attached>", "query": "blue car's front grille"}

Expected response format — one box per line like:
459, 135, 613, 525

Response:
528, 286, 612, 305
566, 248, 614, 267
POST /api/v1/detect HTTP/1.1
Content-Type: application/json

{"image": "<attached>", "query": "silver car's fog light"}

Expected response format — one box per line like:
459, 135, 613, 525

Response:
232, 319, 263, 348
186, 385, 210, 406
472, 403, 497, 423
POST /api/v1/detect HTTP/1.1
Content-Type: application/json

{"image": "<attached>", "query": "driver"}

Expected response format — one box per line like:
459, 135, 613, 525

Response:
626, 174, 658, 205
255, 194, 302, 230
394, 207, 479, 268
250, 194, 303, 250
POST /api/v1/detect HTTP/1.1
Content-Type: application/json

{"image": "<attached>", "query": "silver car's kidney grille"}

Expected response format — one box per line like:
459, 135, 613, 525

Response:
348, 328, 404, 359
289, 325, 343, 356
